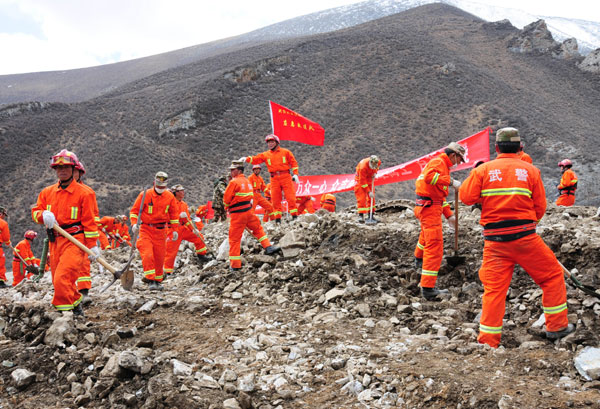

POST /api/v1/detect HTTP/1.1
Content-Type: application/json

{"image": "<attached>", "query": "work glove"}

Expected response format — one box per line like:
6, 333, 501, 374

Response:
26, 265, 39, 275
292, 175, 299, 183
452, 179, 462, 189
115, 233, 121, 239
238, 157, 247, 163
446, 215, 456, 231
172, 231, 179, 241
132, 224, 139, 234
42, 210, 56, 229
368, 191, 374, 199
179, 211, 188, 219
88, 246, 101, 262
310, 196, 316, 201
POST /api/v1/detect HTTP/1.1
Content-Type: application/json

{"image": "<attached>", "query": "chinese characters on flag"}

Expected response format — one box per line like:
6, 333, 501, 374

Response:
269, 101, 325, 146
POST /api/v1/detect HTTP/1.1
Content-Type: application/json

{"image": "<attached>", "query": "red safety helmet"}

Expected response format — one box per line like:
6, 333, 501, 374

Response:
558, 159, 572, 167
50, 149, 78, 168
75, 160, 86, 174
252, 164, 262, 170
265, 134, 280, 144
24, 230, 38, 240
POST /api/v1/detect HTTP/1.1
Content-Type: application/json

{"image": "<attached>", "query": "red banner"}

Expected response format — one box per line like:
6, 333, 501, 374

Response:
270, 101, 325, 146
292, 128, 491, 196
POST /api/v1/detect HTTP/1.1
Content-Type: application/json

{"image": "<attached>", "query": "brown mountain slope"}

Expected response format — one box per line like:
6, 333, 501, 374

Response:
1, 3, 600, 244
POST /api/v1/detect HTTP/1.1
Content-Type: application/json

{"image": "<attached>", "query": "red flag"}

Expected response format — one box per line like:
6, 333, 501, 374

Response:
269, 101, 325, 146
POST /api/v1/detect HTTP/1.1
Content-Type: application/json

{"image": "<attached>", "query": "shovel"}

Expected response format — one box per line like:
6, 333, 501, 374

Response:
558, 260, 600, 300
446, 188, 466, 267
32, 236, 50, 282
53, 224, 134, 291
365, 178, 378, 225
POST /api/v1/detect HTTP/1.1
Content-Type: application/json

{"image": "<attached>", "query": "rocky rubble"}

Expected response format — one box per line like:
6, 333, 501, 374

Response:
1, 202, 600, 408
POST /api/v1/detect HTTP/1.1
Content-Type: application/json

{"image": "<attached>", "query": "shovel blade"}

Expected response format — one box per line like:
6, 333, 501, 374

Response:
120, 269, 134, 291
446, 255, 466, 268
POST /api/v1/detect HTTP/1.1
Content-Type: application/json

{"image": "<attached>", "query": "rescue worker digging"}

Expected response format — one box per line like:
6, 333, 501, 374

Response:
224, 161, 280, 270
320, 193, 336, 212
354, 155, 381, 223
241, 134, 300, 223
556, 159, 577, 207
12, 230, 40, 286
31, 149, 100, 315
414, 142, 464, 301
248, 164, 275, 221
130, 171, 180, 291
0, 206, 11, 288
460, 127, 574, 348
163, 184, 211, 277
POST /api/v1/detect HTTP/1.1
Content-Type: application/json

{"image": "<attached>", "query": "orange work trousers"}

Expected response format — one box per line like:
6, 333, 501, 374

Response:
354, 186, 375, 215
414, 205, 443, 288
297, 198, 315, 215
77, 256, 92, 291
321, 203, 335, 212
12, 260, 34, 286
0, 248, 6, 282
271, 173, 297, 219
252, 193, 275, 222
229, 211, 271, 268
49, 236, 85, 311
137, 224, 168, 282
555, 194, 575, 207
164, 225, 208, 275
98, 231, 112, 250
478, 233, 569, 348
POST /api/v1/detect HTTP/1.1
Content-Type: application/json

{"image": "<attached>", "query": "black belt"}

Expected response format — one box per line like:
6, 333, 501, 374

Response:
229, 200, 252, 214
60, 221, 83, 235
415, 195, 443, 208
323, 199, 335, 205
144, 222, 167, 229
483, 219, 536, 242
270, 171, 289, 177
559, 189, 576, 196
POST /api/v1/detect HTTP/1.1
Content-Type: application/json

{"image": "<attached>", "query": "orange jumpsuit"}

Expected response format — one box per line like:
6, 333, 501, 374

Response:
414, 201, 453, 261
196, 205, 208, 225
224, 174, 272, 269
414, 153, 452, 288
98, 216, 120, 250
354, 158, 381, 214
32, 180, 99, 311
556, 168, 577, 207
12, 239, 37, 286
246, 147, 299, 219
0, 217, 9, 283
296, 196, 315, 214
130, 188, 179, 282
77, 182, 99, 291
518, 151, 533, 164
248, 173, 275, 221
164, 199, 208, 275
263, 184, 273, 222
320, 193, 336, 212
460, 153, 569, 348
113, 223, 131, 247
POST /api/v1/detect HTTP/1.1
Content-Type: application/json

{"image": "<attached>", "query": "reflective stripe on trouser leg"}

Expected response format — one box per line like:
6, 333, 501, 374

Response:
354, 186, 372, 215
51, 239, 85, 311
415, 205, 443, 288
414, 227, 425, 259
163, 227, 183, 274
229, 212, 246, 268
246, 214, 271, 249
137, 225, 167, 282
77, 256, 92, 290
179, 228, 208, 255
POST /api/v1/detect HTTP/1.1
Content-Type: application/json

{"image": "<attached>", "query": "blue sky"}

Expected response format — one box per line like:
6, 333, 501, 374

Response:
0, 0, 598, 75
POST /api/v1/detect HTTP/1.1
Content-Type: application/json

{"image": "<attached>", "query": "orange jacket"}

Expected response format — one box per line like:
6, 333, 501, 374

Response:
175, 199, 197, 233
13, 239, 35, 265
100, 216, 120, 235
32, 180, 99, 248
0, 218, 9, 246
247, 146, 299, 175
415, 153, 453, 202
130, 188, 180, 227
196, 205, 208, 219
248, 173, 268, 193
355, 158, 381, 190
223, 174, 254, 213
459, 153, 546, 225
116, 223, 130, 241
518, 151, 533, 164
558, 169, 577, 194
79, 181, 101, 228
442, 201, 454, 219
320, 193, 336, 207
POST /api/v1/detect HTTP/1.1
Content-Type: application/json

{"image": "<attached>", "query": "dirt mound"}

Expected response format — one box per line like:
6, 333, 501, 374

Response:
1, 204, 600, 408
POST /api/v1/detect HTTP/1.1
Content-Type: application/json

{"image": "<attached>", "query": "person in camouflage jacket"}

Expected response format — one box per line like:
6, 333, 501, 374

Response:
212, 176, 229, 222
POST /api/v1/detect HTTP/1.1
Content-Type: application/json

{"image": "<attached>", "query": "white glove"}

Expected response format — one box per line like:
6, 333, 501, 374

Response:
115, 233, 121, 239
310, 196, 316, 201
132, 224, 139, 234
179, 211, 188, 218
88, 246, 101, 262
368, 191, 374, 199
238, 157, 247, 163
452, 179, 462, 189
292, 175, 299, 183
42, 210, 56, 229
446, 215, 456, 227
172, 231, 178, 241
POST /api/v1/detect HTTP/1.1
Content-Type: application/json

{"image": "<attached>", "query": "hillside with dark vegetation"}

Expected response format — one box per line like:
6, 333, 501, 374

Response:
1, 3, 600, 244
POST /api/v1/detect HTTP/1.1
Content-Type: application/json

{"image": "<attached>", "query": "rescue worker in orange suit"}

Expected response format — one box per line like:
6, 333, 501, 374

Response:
164, 184, 211, 277
240, 134, 300, 223
0, 206, 11, 288
556, 159, 577, 207
130, 171, 180, 291
517, 142, 532, 164
195, 205, 208, 224
98, 215, 123, 250
414, 200, 456, 265
354, 155, 381, 223
248, 164, 276, 221
414, 142, 465, 301
460, 127, 574, 347
32, 150, 100, 315
296, 195, 316, 215
320, 193, 336, 212
224, 161, 280, 270
12, 230, 40, 286
263, 183, 273, 222
112, 215, 131, 248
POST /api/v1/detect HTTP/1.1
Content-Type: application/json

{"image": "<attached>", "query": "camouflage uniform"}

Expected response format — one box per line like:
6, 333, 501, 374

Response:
212, 177, 228, 222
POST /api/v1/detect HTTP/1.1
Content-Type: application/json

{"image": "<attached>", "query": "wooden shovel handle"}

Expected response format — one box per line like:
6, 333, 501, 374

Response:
52, 225, 116, 274
454, 188, 459, 251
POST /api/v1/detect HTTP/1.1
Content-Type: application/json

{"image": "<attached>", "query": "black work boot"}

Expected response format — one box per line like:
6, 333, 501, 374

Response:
72, 304, 85, 317
275, 218, 282, 224
265, 245, 281, 255
230, 266, 242, 271
358, 214, 365, 223
149, 281, 163, 291
80, 288, 92, 305
546, 323, 575, 340
421, 287, 449, 301
415, 258, 423, 270
197, 254, 211, 263
0, 281, 7, 289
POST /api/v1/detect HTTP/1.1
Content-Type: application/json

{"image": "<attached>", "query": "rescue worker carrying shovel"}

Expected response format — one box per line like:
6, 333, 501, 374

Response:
11, 230, 40, 287
460, 127, 574, 348
354, 155, 381, 224
414, 142, 465, 301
